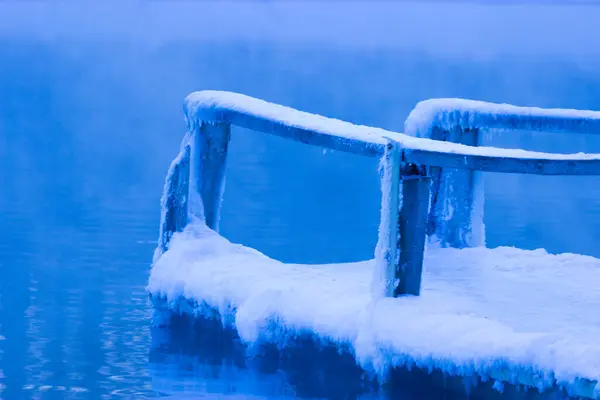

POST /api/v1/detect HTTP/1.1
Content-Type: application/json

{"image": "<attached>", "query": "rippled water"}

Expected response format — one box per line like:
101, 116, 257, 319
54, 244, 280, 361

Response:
2, 39, 600, 398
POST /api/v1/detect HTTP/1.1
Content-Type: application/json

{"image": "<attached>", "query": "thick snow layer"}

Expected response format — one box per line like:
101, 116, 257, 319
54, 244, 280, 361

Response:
184, 90, 389, 150
185, 91, 600, 165
405, 98, 600, 139
149, 223, 600, 397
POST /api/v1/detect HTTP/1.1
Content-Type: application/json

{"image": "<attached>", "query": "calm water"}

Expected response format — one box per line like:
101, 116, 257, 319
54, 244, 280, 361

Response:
2, 40, 600, 399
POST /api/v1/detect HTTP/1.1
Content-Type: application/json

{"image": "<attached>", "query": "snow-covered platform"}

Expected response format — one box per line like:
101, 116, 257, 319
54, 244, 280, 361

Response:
149, 223, 600, 398
149, 91, 600, 398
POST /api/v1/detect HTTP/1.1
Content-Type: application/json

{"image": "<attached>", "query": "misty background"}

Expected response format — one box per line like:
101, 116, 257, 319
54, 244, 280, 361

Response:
3, 2, 600, 262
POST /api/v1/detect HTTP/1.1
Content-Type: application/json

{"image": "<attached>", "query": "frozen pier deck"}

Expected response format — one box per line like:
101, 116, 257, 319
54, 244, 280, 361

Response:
149, 91, 600, 398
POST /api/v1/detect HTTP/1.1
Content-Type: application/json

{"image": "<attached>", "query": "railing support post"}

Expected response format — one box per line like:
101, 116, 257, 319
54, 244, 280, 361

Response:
426, 127, 483, 248
396, 163, 431, 296
159, 144, 191, 254
192, 122, 231, 231
377, 142, 401, 298
375, 143, 430, 298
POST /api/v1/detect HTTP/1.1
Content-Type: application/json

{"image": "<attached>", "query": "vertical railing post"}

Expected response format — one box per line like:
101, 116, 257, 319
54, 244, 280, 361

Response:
159, 144, 191, 254
425, 126, 483, 248
396, 163, 431, 296
374, 143, 430, 298
376, 142, 401, 298
192, 122, 231, 231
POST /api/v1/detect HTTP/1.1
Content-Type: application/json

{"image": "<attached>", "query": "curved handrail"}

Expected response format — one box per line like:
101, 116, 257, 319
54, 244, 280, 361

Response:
185, 91, 387, 157
185, 91, 600, 175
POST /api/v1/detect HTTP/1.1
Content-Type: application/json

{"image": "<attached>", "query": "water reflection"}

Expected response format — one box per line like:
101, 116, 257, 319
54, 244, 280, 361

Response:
148, 313, 573, 400
149, 313, 390, 399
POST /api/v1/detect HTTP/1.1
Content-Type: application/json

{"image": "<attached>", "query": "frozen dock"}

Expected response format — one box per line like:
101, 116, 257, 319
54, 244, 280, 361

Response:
149, 91, 600, 398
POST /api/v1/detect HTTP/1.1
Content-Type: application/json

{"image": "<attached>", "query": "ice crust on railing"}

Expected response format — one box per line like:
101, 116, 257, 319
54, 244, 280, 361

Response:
372, 143, 401, 299
184, 90, 389, 147
405, 98, 600, 138
154, 132, 196, 263
185, 91, 600, 164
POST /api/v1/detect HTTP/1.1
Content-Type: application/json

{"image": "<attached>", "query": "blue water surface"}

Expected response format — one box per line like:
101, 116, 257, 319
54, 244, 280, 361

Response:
2, 36, 600, 399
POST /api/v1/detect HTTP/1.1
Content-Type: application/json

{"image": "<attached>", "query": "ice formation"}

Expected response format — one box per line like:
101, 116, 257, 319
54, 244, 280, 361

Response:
405, 98, 600, 139
185, 91, 600, 165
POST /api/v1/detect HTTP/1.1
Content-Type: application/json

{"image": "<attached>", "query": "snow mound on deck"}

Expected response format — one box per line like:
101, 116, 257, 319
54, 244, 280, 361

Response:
148, 222, 600, 395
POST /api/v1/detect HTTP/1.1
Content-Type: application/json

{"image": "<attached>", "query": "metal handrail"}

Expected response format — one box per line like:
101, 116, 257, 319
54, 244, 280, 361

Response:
184, 91, 600, 175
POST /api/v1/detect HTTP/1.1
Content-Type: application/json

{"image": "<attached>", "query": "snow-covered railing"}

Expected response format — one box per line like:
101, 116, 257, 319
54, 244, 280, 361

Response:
404, 99, 600, 251
158, 90, 600, 298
